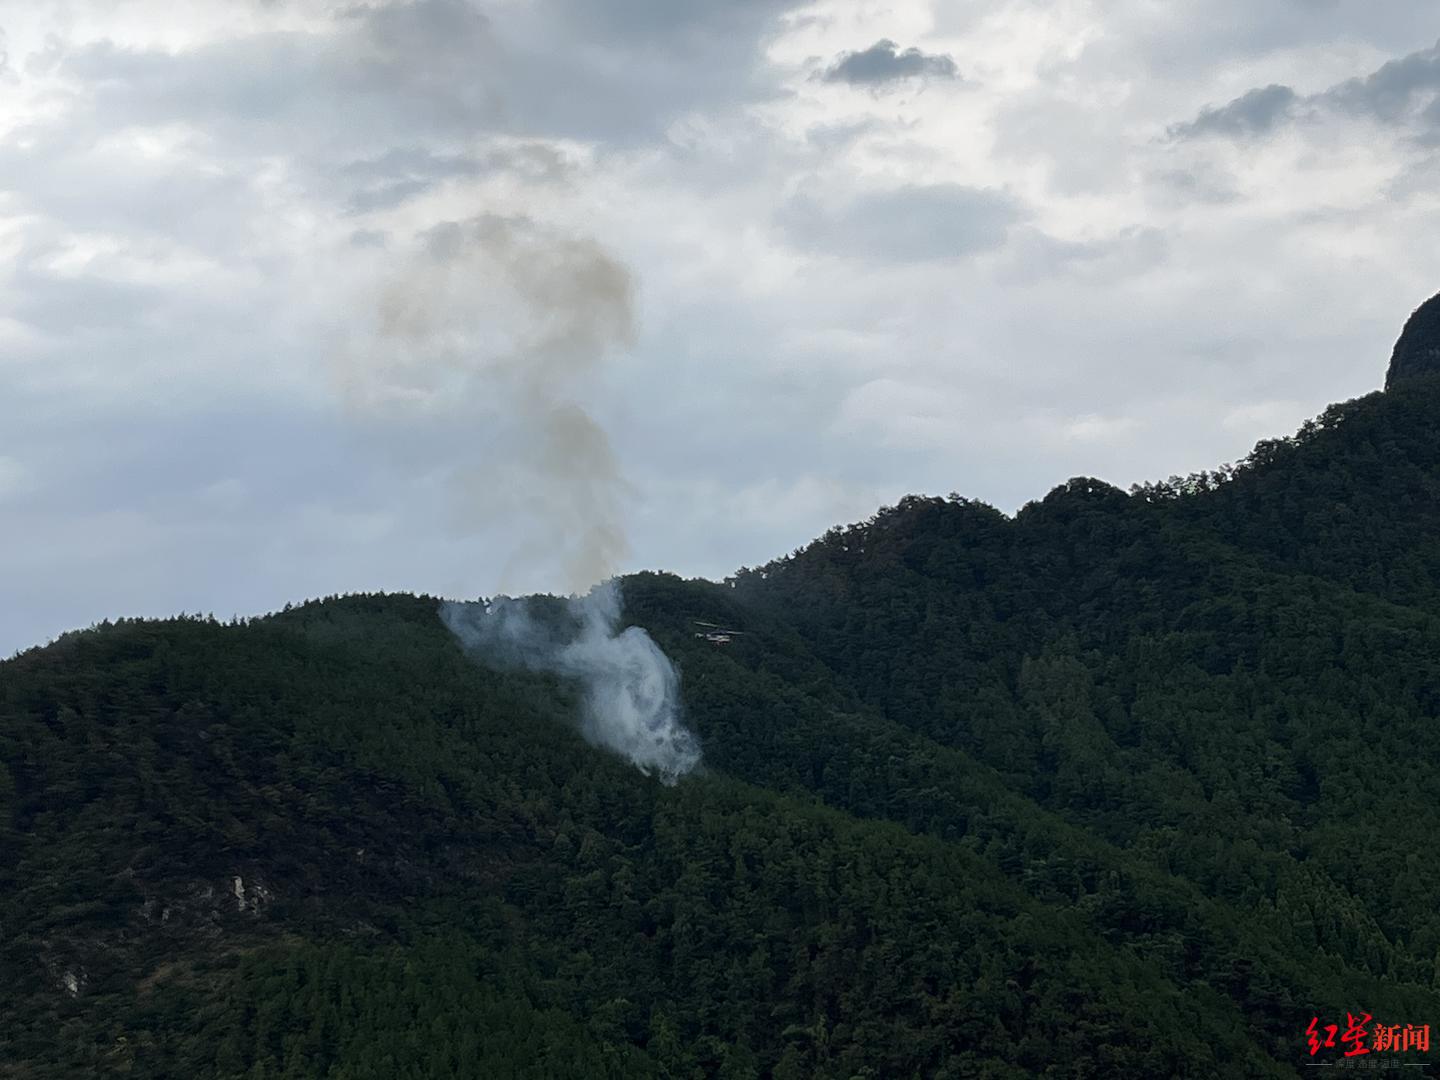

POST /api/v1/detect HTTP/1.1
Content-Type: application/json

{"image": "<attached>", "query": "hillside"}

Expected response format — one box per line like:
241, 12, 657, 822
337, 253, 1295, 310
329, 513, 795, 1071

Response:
6, 322, 1440, 1076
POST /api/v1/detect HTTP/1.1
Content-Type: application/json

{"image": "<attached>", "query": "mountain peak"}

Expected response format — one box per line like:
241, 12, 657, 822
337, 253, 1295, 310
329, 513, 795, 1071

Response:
1386, 291, 1440, 389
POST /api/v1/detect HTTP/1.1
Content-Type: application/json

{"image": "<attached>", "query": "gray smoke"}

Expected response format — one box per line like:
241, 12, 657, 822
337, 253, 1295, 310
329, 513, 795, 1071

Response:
345, 212, 635, 593
441, 580, 701, 783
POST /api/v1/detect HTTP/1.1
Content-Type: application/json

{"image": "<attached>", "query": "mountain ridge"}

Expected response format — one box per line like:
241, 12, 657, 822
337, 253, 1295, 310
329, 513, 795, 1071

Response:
1386, 290, 1440, 389
6, 320, 1440, 1077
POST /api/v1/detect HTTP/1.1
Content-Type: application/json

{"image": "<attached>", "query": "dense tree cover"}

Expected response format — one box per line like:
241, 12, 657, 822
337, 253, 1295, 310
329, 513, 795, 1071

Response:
6, 379, 1440, 1076
1385, 292, 1440, 389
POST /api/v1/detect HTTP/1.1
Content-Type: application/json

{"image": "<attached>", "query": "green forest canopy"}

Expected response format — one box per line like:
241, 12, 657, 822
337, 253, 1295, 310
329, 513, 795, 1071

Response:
5, 322, 1440, 1077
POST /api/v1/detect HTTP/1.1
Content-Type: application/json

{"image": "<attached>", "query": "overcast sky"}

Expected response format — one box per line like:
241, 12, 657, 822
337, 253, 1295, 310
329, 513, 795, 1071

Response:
3, 0, 1440, 653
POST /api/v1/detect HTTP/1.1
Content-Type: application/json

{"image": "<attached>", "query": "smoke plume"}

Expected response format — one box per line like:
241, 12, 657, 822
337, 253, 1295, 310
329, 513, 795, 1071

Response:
441, 581, 701, 783
345, 212, 699, 779
345, 212, 635, 593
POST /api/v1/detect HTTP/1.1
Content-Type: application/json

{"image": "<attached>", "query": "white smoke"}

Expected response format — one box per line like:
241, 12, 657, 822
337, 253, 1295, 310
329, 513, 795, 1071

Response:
440, 580, 701, 784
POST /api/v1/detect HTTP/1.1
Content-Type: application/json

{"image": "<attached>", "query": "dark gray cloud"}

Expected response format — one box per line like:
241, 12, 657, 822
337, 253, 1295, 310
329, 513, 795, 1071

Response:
56, 0, 499, 152
33, 0, 803, 156
1170, 84, 1298, 138
821, 39, 960, 86
543, 0, 801, 44
779, 184, 1022, 262
488, 0, 811, 141
1172, 39, 1440, 140
1325, 40, 1440, 122
60, 0, 804, 148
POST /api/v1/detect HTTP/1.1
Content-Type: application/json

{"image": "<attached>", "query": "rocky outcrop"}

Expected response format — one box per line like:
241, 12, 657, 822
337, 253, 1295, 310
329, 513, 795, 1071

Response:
1386, 291, 1440, 389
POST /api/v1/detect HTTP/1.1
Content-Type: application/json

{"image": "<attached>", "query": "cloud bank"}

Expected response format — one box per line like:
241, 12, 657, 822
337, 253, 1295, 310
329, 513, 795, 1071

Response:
1172, 39, 1440, 140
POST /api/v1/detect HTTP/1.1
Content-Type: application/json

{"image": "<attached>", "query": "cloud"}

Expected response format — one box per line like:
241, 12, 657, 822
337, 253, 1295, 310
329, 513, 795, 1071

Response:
543, 0, 802, 44
1034, 0, 1439, 84
1171, 39, 1440, 140
5, 0, 1440, 659
779, 184, 1022, 262
54, 1, 500, 151
1170, 84, 1299, 139
821, 39, 960, 86
339, 144, 568, 213
492, 0, 812, 141
1325, 40, 1440, 124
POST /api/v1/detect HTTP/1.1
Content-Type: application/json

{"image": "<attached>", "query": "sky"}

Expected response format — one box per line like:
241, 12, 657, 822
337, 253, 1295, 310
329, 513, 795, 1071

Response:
3, 0, 1440, 654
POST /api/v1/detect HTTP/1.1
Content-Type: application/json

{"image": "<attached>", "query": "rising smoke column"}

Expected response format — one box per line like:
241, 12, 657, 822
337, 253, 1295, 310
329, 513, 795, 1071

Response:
346, 212, 701, 780
441, 581, 701, 783
347, 213, 634, 589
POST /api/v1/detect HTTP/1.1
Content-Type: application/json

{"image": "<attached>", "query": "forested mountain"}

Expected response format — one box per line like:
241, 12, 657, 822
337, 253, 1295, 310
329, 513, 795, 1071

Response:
5, 300, 1440, 1077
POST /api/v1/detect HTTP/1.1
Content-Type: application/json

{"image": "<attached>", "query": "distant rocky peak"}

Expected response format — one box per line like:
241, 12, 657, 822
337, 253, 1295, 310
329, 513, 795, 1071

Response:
1386, 291, 1440, 389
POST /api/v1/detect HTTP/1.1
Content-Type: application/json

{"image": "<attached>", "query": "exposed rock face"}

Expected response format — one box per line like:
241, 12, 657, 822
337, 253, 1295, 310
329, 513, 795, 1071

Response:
1386, 292, 1440, 389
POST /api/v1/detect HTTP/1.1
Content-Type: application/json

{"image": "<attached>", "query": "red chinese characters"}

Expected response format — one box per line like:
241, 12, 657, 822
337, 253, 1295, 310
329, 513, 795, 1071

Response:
1401, 1024, 1432, 1053
1307, 1017, 1337, 1057
1340, 1012, 1371, 1057
1306, 1016, 1431, 1058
